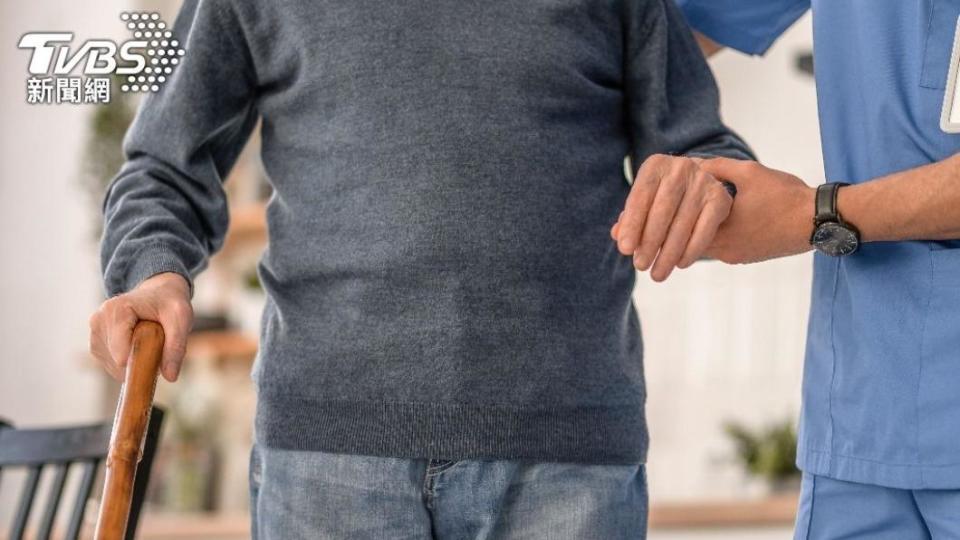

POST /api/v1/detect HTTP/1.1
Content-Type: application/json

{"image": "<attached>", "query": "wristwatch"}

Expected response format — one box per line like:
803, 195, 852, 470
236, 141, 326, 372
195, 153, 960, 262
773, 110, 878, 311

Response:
810, 182, 860, 256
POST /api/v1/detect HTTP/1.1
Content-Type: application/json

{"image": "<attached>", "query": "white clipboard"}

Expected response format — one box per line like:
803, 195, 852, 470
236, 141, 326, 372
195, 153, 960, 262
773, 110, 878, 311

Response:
942, 16, 960, 133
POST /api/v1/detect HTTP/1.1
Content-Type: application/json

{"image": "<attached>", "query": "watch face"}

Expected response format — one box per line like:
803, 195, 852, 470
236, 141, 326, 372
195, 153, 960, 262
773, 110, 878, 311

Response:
812, 222, 860, 256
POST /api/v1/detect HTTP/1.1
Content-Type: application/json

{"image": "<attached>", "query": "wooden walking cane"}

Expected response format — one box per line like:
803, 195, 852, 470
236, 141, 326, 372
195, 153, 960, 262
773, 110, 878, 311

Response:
94, 320, 164, 540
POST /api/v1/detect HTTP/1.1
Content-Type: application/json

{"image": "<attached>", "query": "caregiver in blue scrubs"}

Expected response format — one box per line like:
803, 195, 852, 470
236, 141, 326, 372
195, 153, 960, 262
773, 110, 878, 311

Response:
671, 1, 960, 538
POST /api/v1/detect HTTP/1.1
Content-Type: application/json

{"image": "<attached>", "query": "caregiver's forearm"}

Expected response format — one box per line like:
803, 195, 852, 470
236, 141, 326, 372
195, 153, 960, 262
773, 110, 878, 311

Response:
838, 153, 960, 242
693, 31, 723, 57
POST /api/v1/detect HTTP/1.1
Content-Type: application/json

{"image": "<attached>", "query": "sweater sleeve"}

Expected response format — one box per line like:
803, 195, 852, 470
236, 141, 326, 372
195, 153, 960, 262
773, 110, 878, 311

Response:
623, 0, 754, 167
100, 0, 259, 297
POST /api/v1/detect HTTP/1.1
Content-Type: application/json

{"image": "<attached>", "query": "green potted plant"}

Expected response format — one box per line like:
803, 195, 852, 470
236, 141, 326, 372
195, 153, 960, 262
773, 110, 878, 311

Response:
725, 417, 801, 493
81, 74, 137, 236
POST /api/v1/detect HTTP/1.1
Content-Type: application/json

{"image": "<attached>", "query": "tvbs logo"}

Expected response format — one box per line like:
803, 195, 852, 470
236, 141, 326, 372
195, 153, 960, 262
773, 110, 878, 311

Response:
17, 12, 185, 104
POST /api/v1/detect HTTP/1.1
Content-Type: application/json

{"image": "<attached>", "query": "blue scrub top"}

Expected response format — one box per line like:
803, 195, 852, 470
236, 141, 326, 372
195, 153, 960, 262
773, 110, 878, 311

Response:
677, 0, 960, 489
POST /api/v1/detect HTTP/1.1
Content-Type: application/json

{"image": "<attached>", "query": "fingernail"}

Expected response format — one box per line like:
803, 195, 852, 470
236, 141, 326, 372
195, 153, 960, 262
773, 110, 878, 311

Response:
634, 251, 650, 270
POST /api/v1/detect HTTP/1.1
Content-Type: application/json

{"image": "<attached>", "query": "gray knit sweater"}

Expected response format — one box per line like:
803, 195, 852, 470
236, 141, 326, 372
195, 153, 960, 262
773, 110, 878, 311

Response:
101, 0, 751, 464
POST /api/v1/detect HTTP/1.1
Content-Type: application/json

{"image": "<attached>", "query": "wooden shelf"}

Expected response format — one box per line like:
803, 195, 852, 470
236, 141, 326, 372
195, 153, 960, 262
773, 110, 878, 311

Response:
223, 203, 267, 252
648, 493, 798, 529
186, 330, 258, 362
136, 512, 249, 539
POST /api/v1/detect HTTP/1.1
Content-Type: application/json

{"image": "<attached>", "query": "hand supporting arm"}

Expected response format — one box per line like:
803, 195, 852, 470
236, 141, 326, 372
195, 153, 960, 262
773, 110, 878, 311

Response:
697, 154, 960, 266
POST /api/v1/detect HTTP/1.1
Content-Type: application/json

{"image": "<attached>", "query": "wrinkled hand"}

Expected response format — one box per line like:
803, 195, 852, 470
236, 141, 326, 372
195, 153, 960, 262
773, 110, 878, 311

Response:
699, 158, 816, 264
89, 272, 193, 382
610, 154, 734, 281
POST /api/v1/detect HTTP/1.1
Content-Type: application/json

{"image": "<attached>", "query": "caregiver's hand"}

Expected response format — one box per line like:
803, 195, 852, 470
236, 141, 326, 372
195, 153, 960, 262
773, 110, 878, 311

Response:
699, 158, 816, 264
611, 154, 734, 282
89, 272, 193, 383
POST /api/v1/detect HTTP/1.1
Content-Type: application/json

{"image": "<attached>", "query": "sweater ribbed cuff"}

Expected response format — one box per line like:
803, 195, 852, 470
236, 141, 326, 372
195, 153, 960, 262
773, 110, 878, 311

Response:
113, 244, 194, 298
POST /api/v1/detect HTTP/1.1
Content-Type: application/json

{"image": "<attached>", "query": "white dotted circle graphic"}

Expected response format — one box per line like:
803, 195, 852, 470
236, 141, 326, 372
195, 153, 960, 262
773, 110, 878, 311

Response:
120, 11, 182, 94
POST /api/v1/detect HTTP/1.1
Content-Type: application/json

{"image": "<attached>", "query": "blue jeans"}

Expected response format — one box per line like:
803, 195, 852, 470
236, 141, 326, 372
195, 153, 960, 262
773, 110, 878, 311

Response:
794, 472, 960, 539
249, 444, 648, 539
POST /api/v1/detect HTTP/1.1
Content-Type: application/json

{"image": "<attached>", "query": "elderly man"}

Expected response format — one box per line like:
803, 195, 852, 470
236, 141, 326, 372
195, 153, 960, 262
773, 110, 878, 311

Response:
89, 0, 751, 538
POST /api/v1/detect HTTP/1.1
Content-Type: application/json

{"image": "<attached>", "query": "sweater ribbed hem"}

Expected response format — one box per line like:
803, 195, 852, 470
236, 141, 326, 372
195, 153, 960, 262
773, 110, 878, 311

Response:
255, 393, 648, 465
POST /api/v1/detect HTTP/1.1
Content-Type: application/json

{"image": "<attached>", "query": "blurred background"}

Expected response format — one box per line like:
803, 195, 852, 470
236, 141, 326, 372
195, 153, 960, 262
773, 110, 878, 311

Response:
0, 1, 822, 538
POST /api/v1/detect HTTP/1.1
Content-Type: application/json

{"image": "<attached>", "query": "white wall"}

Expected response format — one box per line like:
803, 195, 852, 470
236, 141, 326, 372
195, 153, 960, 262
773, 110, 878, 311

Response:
0, 0, 131, 523
0, 1, 143, 426
643, 14, 821, 501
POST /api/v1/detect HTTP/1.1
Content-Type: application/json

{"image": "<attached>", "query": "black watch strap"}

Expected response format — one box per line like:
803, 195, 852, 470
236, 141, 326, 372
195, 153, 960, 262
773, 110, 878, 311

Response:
814, 182, 849, 226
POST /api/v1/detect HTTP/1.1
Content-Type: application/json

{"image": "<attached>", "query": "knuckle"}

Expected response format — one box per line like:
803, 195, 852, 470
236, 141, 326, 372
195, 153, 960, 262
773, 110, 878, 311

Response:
107, 295, 132, 313
708, 183, 732, 203
88, 310, 101, 330
168, 299, 193, 321
636, 166, 660, 186
637, 155, 660, 174
647, 153, 669, 165
663, 155, 684, 168
640, 154, 672, 180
